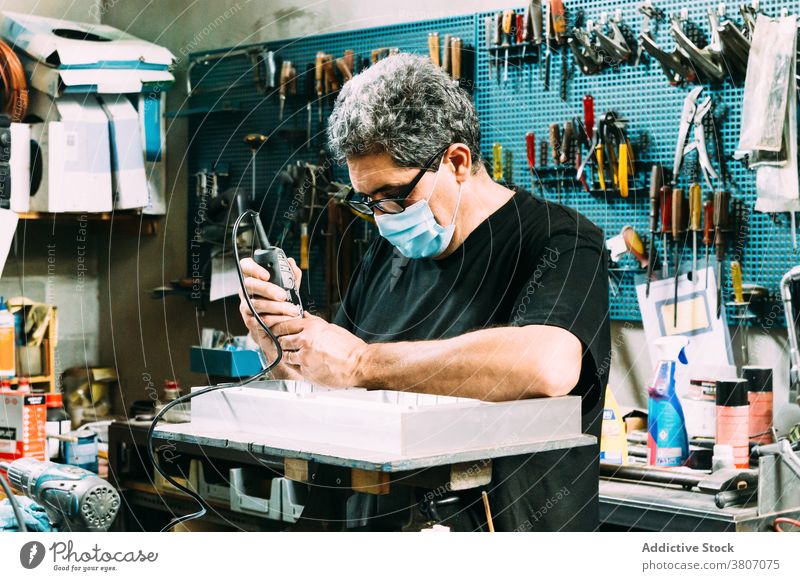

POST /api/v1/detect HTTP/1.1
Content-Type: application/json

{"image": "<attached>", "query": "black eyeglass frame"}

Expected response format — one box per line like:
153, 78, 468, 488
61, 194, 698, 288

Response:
345, 144, 451, 215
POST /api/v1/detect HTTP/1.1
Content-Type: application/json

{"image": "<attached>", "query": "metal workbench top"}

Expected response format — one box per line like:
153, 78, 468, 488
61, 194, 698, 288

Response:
153, 422, 596, 472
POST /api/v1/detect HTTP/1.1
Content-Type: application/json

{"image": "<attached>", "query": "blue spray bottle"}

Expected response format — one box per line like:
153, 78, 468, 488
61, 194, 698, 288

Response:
647, 336, 690, 467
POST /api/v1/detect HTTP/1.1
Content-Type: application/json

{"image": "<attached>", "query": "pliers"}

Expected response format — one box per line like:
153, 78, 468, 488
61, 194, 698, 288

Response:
673, 86, 719, 189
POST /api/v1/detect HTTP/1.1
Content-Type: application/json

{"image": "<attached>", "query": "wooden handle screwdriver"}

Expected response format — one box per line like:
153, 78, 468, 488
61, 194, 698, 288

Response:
672, 187, 686, 326
442, 34, 452, 75
713, 190, 731, 318
689, 183, 702, 274
703, 199, 713, 289
450, 37, 462, 82
428, 32, 441, 67
315, 52, 325, 122
645, 165, 663, 296
492, 143, 503, 182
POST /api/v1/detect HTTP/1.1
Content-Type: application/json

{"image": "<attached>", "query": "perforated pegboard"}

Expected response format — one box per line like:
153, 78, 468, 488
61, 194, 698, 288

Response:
185, 15, 476, 312
186, 2, 799, 324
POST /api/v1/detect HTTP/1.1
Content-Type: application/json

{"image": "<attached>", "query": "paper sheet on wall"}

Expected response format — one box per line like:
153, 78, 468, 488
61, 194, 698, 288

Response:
636, 265, 734, 374
209, 254, 239, 301
0, 209, 19, 279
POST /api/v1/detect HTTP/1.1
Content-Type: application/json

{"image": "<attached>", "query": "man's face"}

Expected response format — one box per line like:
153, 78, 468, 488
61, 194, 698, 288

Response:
347, 151, 458, 222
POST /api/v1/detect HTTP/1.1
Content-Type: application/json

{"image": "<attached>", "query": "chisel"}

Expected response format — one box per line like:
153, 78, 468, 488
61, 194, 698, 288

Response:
689, 183, 702, 276
645, 164, 663, 297
713, 190, 731, 318
672, 187, 686, 327
428, 32, 441, 67
502, 10, 514, 81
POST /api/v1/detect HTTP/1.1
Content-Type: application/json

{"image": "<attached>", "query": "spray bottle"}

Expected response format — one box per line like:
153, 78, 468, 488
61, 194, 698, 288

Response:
647, 336, 690, 467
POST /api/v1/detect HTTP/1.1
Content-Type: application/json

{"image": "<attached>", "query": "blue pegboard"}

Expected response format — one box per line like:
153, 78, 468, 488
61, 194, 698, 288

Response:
185, 2, 799, 324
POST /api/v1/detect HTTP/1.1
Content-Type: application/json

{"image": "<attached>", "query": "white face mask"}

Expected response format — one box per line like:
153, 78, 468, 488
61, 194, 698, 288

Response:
374, 155, 464, 259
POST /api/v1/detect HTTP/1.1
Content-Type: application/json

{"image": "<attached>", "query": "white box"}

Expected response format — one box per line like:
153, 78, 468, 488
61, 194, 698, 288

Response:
9, 122, 30, 213
191, 381, 583, 457
97, 95, 148, 210
138, 93, 167, 215
27, 92, 112, 213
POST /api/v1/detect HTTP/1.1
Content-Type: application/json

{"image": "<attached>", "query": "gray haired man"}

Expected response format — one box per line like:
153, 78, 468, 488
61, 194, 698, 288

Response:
239, 53, 610, 531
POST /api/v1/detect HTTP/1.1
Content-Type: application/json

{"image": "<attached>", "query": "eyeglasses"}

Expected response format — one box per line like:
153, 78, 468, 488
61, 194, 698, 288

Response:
345, 145, 450, 215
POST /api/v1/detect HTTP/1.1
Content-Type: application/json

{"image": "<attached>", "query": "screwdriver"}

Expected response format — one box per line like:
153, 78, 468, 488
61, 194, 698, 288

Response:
492, 143, 503, 182
583, 95, 594, 141
335, 52, 354, 82
451, 37, 462, 83
532, 0, 544, 52
278, 60, 292, 121
672, 187, 686, 327
549, 123, 562, 202
485, 17, 495, 81
713, 190, 731, 318
659, 185, 673, 278
315, 52, 325, 122
526, 132, 537, 194
539, 140, 548, 194
503, 149, 513, 184
304, 63, 314, 149
521, 4, 532, 60
502, 9, 514, 81
244, 133, 267, 202
543, 0, 552, 89
493, 13, 503, 82
730, 260, 749, 364
645, 165, 663, 297
428, 32, 441, 67
689, 183, 702, 276
442, 34, 452, 76
703, 199, 713, 289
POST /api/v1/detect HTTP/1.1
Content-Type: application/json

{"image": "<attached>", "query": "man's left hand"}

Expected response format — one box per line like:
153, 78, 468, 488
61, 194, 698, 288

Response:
272, 314, 368, 387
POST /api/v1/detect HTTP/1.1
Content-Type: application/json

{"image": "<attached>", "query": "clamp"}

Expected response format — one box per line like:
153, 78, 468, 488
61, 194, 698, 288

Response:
593, 11, 632, 64
673, 86, 719, 189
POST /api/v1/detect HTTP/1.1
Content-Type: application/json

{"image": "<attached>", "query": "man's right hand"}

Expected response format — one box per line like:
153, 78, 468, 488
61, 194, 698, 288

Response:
238, 256, 303, 358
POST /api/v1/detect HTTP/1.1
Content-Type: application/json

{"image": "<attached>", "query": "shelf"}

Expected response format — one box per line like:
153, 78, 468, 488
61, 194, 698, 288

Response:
5, 375, 51, 384
15, 210, 161, 235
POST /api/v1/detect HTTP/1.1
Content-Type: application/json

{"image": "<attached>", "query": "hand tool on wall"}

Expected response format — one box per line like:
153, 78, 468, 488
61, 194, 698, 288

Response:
278, 60, 294, 121
543, 1, 552, 89
713, 189, 731, 318
583, 94, 594, 141
428, 32, 441, 67
493, 12, 503, 82
645, 164, 663, 297
715, 5, 750, 84
672, 187, 687, 326
638, 3, 695, 85
549, 123, 562, 201
729, 260, 749, 364
593, 11, 633, 65
503, 149, 514, 184
689, 182, 702, 275
492, 142, 503, 182
315, 52, 325, 122
502, 9, 514, 81
573, 120, 590, 193
670, 12, 725, 83
450, 37, 462, 82
244, 133, 267, 202
304, 63, 314, 148
442, 34, 452, 76
674, 87, 718, 189
335, 50, 354, 83
526, 132, 538, 194
539, 140, 549, 194
323, 54, 338, 96
521, 4, 533, 60
569, 26, 604, 75
485, 16, 496, 80
703, 198, 713, 288
635, 1, 663, 66
660, 183, 673, 278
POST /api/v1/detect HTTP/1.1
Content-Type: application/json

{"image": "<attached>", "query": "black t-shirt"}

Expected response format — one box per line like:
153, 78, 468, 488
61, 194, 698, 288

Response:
332, 189, 611, 531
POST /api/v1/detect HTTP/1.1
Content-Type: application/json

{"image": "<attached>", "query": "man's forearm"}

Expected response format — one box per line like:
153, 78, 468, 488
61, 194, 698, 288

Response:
353, 326, 582, 401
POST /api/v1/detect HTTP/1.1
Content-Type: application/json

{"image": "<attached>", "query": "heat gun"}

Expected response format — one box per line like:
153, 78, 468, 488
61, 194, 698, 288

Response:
1, 458, 120, 531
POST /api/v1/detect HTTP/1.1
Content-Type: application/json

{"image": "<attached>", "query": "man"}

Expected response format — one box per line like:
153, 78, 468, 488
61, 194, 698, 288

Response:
239, 53, 610, 531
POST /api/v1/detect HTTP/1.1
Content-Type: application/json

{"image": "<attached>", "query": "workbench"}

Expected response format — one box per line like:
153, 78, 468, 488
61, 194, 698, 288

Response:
600, 478, 800, 532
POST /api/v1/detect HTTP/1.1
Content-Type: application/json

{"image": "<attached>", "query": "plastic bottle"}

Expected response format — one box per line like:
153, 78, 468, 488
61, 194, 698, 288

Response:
163, 379, 181, 402
716, 379, 750, 468
600, 386, 629, 465
45, 392, 71, 460
647, 336, 690, 467
15, 377, 30, 392
742, 366, 774, 444
0, 297, 15, 378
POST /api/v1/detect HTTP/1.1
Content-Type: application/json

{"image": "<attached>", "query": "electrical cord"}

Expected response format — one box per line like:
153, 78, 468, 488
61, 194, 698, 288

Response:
0, 39, 28, 121
0, 463, 28, 532
146, 210, 284, 532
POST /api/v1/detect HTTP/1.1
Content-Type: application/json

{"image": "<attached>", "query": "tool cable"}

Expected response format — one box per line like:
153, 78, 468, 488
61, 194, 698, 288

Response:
146, 210, 284, 531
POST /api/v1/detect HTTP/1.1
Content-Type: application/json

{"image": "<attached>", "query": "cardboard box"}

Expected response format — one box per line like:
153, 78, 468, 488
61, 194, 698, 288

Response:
98, 95, 148, 210
0, 11, 173, 69
0, 391, 46, 462
27, 92, 112, 213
